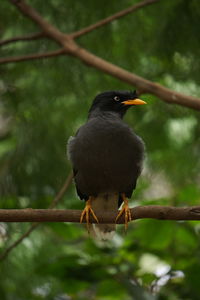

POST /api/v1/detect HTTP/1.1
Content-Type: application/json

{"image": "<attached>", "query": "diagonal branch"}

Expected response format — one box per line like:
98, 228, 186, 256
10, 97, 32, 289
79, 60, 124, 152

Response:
0, 172, 73, 261
0, 32, 44, 47
0, 48, 65, 64
71, 0, 160, 38
49, 172, 73, 209
74, 48, 200, 110
8, 0, 200, 110
0, 205, 200, 223
9, 0, 68, 43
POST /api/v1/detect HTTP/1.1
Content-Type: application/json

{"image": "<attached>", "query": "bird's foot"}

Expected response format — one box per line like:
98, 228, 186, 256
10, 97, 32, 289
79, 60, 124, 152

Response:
116, 194, 131, 230
80, 197, 99, 232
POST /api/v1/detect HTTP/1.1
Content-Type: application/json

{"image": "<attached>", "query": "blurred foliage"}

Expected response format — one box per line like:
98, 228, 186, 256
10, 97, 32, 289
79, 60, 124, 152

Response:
0, 0, 200, 299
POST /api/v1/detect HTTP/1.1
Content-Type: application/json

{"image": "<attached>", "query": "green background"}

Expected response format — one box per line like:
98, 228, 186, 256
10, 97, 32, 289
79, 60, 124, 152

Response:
0, 0, 200, 299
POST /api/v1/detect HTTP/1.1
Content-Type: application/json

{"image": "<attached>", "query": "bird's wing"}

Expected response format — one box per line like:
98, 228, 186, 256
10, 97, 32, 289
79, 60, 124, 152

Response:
67, 135, 79, 177
67, 135, 87, 200
66, 136, 75, 161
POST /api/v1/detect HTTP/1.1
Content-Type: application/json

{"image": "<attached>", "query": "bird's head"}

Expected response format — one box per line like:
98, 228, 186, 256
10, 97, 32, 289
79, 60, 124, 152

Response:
88, 90, 146, 118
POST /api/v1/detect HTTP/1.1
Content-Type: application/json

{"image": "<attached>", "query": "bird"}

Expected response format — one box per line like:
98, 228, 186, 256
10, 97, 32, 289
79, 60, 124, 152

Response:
67, 90, 146, 240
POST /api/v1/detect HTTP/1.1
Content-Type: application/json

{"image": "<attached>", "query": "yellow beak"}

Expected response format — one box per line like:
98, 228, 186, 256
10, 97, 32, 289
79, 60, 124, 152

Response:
122, 98, 147, 105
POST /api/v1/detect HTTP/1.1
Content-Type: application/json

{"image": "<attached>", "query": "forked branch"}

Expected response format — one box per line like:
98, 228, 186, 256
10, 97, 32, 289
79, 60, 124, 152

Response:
6, 0, 200, 110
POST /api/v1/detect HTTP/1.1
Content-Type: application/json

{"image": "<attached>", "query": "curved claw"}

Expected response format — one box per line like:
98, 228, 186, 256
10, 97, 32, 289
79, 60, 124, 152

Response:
80, 197, 99, 232
116, 194, 132, 230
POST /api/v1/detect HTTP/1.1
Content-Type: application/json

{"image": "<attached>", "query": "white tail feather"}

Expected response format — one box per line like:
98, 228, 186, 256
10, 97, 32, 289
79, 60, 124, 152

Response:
88, 193, 118, 241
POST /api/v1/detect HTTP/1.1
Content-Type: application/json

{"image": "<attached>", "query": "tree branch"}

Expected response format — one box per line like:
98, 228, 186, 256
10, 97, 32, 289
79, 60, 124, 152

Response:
0, 172, 73, 261
9, 0, 68, 43
70, 0, 159, 38
72, 48, 200, 110
0, 205, 200, 223
8, 0, 200, 110
0, 48, 65, 64
0, 32, 44, 47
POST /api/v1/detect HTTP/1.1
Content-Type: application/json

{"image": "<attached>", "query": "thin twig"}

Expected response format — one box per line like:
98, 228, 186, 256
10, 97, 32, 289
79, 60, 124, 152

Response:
0, 48, 65, 64
0, 172, 73, 261
0, 32, 44, 47
0, 205, 200, 223
71, 0, 159, 38
49, 172, 73, 208
0, 223, 38, 261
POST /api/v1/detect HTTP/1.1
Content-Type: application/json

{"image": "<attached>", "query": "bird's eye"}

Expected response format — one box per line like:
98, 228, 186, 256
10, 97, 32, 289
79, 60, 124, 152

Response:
114, 96, 120, 102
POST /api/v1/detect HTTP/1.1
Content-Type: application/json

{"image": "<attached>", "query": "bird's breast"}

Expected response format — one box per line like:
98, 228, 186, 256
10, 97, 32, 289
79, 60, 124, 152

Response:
69, 116, 144, 195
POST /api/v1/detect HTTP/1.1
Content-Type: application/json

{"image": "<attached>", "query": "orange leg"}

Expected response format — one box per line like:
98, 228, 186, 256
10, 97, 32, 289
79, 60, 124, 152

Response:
80, 196, 99, 232
116, 193, 132, 230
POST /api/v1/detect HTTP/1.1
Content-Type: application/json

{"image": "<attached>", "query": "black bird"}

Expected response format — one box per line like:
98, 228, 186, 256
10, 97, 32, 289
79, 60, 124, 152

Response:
68, 90, 146, 240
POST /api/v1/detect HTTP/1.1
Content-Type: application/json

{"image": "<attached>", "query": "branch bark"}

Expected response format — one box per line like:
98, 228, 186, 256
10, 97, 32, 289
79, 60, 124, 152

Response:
1, 205, 200, 223
0, 48, 65, 64
7, 0, 200, 110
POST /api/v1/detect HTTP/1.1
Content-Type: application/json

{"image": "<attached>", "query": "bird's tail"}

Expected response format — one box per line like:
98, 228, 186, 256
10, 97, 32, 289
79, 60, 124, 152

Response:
88, 193, 118, 241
